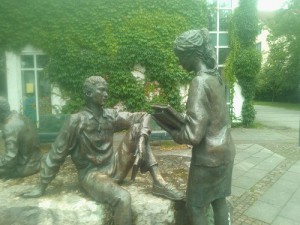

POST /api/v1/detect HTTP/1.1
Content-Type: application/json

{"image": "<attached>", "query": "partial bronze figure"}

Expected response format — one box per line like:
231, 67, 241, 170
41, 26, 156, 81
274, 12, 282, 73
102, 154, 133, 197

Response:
23, 76, 184, 225
155, 29, 236, 225
0, 97, 42, 178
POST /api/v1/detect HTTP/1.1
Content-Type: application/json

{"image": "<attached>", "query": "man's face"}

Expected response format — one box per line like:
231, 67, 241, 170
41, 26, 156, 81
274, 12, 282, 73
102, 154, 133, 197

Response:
90, 83, 108, 106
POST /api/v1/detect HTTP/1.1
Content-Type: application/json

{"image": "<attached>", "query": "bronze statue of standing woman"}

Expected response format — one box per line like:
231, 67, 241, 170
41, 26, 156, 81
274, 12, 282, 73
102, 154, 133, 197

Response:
156, 29, 236, 225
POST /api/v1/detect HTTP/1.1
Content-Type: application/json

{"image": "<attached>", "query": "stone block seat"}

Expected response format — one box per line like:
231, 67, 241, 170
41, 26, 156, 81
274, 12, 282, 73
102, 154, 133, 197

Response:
0, 156, 188, 225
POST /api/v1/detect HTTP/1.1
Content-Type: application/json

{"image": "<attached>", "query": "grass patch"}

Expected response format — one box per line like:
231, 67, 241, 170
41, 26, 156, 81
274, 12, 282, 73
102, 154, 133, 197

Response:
255, 101, 300, 110
231, 121, 265, 129
152, 140, 189, 150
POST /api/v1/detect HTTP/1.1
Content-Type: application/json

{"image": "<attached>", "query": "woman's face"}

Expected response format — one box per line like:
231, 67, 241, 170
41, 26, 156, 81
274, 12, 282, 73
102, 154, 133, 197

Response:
176, 51, 197, 72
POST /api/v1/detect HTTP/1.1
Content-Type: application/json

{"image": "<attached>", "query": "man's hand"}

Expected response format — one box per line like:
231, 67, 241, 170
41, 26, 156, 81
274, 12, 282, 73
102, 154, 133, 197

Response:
21, 185, 46, 198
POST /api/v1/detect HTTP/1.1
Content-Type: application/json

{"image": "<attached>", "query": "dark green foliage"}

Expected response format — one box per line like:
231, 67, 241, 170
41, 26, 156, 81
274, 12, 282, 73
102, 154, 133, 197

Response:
255, 0, 300, 102
0, 0, 208, 113
225, 0, 261, 127
0, 53, 6, 96
241, 99, 256, 127
234, 0, 259, 46
234, 48, 261, 99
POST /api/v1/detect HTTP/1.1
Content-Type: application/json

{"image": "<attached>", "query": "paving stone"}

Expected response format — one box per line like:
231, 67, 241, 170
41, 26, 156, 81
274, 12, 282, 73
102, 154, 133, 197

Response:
236, 144, 253, 150
232, 176, 257, 189
245, 201, 281, 224
231, 186, 247, 197
278, 171, 300, 184
290, 188, 300, 203
246, 156, 267, 165
260, 187, 294, 206
232, 167, 246, 179
243, 168, 269, 180
264, 154, 285, 164
279, 202, 300, 223
253, 148, 274, 159
235, 152, 253, 161
271, 179, 299, 193
288, 160, 300, 173
235, 161, 256, 172
233, 158, 242, 164
254, 161, 280, 171
272, 216, 299, 225
244, 144, 265, 154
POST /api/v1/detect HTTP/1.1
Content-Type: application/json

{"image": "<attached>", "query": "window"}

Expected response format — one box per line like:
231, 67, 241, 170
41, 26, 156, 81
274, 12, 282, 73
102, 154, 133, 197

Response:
219, 33, 229, 46
219, 0, 232, 8
219, 10, 231, 31
210, 33, 218, 47
21, 54, 50, 126
219, 48, 230, 65
208, 0, 232, 67
209, 9, 218, 31
207, 0, 217, 7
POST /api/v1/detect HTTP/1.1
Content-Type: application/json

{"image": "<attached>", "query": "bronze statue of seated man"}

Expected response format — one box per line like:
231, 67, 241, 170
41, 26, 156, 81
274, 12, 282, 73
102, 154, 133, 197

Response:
23, 76, 184, 225
0, 97, 42, 179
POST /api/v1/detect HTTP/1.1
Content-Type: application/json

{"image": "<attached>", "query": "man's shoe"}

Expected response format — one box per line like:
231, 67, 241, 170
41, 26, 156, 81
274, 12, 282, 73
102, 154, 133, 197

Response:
152, 183, 185, 201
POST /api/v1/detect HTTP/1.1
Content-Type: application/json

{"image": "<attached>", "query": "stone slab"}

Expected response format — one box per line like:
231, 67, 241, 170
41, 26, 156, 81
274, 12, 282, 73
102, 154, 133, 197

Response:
245, 200, 281, 224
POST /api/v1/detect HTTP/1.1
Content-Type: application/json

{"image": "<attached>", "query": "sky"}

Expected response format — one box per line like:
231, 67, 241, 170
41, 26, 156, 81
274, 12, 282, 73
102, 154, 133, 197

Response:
257, 0, 287, 11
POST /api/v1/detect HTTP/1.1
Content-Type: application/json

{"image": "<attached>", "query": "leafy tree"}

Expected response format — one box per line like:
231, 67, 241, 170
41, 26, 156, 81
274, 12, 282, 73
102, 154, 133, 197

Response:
225, 0, 261, 127
256, 0, 300, 102
0, 0, 208, 113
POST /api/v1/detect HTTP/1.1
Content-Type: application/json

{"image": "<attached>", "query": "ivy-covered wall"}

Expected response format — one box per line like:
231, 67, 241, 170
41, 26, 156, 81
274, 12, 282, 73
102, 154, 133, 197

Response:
0, 0, 208, 113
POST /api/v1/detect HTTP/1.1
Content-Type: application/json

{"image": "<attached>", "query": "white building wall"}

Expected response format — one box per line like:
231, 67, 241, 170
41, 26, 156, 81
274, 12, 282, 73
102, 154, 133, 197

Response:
5, 52, 22, 112
232, 83, 244, 121
51, 86, 66, 114
256, 27, 270, 63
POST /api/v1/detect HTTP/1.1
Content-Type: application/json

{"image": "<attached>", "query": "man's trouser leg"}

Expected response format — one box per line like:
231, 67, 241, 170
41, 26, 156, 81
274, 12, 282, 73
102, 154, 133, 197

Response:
81, 124, 157, 225
82, 170, 133, 225
0, 166, 12, 178
112, 124, 157, 183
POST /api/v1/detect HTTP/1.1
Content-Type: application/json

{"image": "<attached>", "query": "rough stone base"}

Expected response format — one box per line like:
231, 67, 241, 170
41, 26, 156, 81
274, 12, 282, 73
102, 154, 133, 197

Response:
0, 153, 218, 225
0, 180, 186, 225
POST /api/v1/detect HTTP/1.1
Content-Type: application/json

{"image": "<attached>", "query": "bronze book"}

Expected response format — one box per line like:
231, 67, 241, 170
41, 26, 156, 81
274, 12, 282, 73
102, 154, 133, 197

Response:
151, 105, 185, 130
